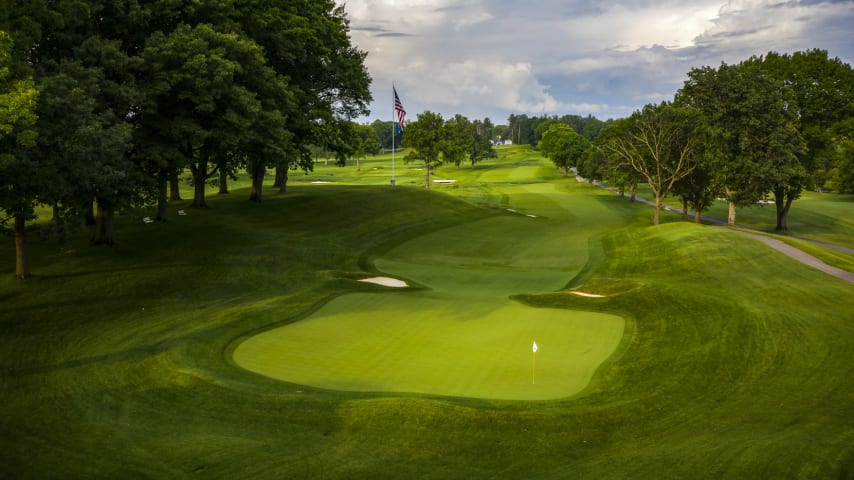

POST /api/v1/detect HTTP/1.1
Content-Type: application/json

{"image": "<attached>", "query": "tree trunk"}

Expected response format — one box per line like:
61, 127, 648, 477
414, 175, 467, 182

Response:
14, 212, 29, 279
630, 183, 637, 202
191, 148, 209, 208
274, 164, 284, 189
727, 200, 737, 227
682, 198, 689, 217
694, 209, 702, 224
653, 195, 661, 225
356, 158, 361, 172
250, 163, 265, 203
424, 163, 431, 189
157, 170, 168, 221
169, 172, 182, 201
774, 189, 794, 231
83, 199, 96, 226
219, 166, 229, 195
279, 167, 289, 194
91, 201, 115, 246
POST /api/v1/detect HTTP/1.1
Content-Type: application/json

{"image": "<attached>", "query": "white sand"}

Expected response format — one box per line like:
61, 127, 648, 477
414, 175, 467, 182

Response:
311, 181, 333, 184
358, 276, 409, 288
433, 179, 456, 184
570, 291, 605, 298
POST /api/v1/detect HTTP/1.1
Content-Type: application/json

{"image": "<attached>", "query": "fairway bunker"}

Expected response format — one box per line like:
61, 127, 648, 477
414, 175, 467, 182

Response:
358, 276, 408, 287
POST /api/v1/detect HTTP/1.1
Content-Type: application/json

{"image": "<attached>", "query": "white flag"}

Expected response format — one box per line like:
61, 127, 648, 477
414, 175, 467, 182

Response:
532, 341, 538, 353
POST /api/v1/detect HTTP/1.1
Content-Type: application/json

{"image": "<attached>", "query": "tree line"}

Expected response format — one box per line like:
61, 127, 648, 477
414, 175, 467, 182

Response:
549, 49, 853, 228
1, 1, 371, 279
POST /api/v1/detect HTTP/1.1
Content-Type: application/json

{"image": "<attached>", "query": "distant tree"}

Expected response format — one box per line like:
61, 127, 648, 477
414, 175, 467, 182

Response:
443, 114, 473, 168
371, 119, 396, 151
827, 125, 854, 192
577, 146, 608, 184
601, 102, 698, 225
353, 123, 380, 171
469, 128, 497, 168
405, 111, 445, 189
538, 123, 590, 176
673, 161, 720, 223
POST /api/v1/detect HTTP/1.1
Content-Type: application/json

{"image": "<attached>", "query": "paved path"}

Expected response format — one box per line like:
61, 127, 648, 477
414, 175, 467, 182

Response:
574, 172, 854, 285
731, 231, 854, 284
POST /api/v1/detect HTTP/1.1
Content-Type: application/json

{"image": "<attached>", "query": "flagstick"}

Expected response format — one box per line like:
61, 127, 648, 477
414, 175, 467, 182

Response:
391, 83, 396, 187
532, 349, 536, 385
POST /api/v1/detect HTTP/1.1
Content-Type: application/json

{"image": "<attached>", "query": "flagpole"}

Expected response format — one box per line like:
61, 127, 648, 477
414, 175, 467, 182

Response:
391, 83, 396, 187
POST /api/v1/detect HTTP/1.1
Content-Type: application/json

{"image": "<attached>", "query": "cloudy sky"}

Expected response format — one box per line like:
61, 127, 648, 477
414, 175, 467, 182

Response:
344, 0, 854, 124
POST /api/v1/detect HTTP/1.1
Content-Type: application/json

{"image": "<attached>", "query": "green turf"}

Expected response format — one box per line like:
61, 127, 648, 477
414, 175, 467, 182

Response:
235, 293, 623, 400
235, 171, 632, 400
1, 145, 853, 478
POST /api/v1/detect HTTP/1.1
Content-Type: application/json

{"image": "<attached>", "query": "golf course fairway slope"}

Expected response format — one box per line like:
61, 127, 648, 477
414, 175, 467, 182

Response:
234, 181, 629, 400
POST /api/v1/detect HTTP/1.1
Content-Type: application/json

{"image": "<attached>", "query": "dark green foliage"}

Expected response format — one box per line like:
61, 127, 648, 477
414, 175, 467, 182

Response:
537, 123, 590, 176
677, 58, 805, 227
404, 110, 446, 189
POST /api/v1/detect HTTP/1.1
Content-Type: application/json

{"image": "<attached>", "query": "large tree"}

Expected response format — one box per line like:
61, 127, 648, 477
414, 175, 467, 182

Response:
139, 23, 291, 207
404, 111, 445, 189
234, 0, 371, 193
761, 50, 854, 229
601, 103, 698, 225
677, 58, 805, 227
0, 30, 39, 279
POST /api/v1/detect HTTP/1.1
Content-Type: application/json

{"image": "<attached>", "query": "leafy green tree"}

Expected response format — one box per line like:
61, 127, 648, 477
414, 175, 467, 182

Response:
405, 111, 445, 189
237, 0, 371, 193
763, 50, 854, 187
827, 130, 854, 192
761, 50, 854, 227
673, 161, 720, 223
601, 102, 698, 225
677, 59, 805, 227
352, 123, 380, 171
468, 127, 497, 168
577, 146, 608, 184
0, 30, 38, 279
538, 123, 590, 176
442, 114, 473, 168
140, 23, 291, 206
371, 119, 396, 151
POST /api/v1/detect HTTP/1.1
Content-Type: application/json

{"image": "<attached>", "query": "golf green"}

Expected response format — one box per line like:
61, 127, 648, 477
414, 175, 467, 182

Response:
234, 292, 623, 400
234, 182, 627, 400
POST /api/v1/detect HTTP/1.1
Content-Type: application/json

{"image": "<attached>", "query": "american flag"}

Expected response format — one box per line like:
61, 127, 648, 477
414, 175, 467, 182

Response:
393, 87, 406, 134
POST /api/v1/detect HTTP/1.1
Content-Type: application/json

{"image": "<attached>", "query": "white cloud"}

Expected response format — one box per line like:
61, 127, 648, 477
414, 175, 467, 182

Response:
343, 0, 854, 123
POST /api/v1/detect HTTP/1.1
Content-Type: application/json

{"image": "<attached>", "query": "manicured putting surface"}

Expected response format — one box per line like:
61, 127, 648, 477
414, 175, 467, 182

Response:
234, 293, 624, 400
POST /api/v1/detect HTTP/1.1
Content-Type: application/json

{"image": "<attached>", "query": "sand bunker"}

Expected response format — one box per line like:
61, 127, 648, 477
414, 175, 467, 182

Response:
433, 179, 456, 184
358, 276, 409, 287
570, 291, 605, 298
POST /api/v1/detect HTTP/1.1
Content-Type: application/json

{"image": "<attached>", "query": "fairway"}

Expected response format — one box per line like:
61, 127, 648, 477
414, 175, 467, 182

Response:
235, 181, 628, 400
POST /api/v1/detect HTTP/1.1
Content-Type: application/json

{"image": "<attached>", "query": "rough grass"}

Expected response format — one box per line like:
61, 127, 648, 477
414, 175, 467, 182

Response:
1, 145, 852, 478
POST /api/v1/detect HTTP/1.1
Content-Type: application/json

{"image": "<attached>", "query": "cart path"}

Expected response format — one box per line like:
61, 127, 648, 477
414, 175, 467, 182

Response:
732, 231, 854, 284
573, 172, 854, 284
